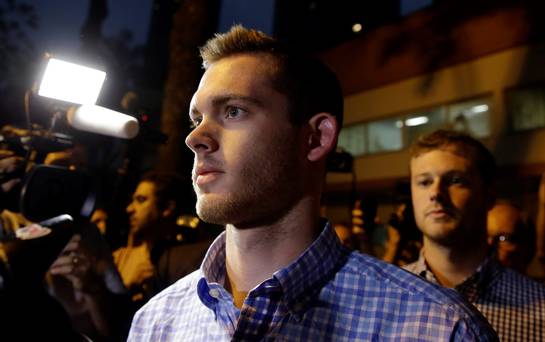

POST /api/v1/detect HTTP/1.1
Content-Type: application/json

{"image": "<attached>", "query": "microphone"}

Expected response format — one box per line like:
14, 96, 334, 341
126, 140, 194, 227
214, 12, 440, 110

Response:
67, 105, 139, 139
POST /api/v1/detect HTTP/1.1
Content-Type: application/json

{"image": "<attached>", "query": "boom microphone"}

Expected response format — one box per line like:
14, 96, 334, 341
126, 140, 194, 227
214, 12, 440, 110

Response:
67, 105, 139, 139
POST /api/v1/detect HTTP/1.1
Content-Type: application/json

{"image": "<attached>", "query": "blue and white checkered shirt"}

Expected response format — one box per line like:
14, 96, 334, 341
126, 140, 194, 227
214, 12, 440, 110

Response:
405, 250, 545, 341
129, 222, 497, 341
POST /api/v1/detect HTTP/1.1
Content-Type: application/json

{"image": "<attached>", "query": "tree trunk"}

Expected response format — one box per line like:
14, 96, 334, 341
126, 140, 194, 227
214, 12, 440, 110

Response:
156, 0, 220, 174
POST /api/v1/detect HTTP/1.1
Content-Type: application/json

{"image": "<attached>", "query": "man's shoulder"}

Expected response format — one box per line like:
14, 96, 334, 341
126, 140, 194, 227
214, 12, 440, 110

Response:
128, 270, 208, 340
133, 269, 201, 319
495, 267, 545, 297
313, 251, 498, 340
342, 252, 485, 314
149, 269, 201, 303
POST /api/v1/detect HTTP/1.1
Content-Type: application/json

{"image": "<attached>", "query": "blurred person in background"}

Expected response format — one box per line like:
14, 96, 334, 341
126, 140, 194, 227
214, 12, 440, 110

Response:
487, 201, 534, 274
0, 148, 28, 237
0, 146, 80, 339
333, 221, 358, 250
404, 129, 545, 341
91, 207, 108, 235
50, 171, 208, 339
531, 172, 545, 281
351, 196, 379, 255
383, 198, 422, 266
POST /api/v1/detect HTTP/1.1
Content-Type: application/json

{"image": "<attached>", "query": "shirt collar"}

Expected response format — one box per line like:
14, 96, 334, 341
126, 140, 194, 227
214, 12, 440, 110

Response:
272, 220, 348, 317
414, 249, 503, 302
197, 220, 349, 317
200, 231, 227, 286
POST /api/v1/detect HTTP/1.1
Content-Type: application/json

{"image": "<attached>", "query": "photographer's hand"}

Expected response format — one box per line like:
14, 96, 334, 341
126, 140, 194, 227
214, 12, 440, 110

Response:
49, 234, 106, 294
49, 230, 133, 339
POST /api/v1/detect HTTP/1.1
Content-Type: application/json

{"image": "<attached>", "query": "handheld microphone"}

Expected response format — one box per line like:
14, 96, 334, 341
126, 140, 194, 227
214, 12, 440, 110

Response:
67, 105, 139, 139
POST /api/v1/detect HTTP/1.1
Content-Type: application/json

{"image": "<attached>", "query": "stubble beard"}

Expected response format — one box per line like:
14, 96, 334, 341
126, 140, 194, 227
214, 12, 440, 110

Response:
195, 138, 301, 227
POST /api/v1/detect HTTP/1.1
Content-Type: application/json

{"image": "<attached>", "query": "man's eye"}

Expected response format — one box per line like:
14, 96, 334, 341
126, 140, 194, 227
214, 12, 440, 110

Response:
189, 117, 202, 129
417, 179, 432, 187
448, 175, 466, 185
226, 106, 243, 119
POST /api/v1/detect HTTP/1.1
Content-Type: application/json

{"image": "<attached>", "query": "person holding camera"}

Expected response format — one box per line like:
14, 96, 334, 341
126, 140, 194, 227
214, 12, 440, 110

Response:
0, 146, 83, 340
0, 149, 27, 237
49, 171, 207, 340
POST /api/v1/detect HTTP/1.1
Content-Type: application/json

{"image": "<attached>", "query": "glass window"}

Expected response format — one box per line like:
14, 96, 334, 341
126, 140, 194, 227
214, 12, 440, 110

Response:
447, 98, 491, 138
367, 117, 403, 153
338, 124, 367, 156
405, 108, 445, 145
507, 86, 545, 131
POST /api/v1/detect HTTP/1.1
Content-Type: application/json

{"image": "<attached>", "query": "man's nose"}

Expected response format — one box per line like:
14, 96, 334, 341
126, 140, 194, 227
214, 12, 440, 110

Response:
185, 118, 219, 154
429, 179, 447, 203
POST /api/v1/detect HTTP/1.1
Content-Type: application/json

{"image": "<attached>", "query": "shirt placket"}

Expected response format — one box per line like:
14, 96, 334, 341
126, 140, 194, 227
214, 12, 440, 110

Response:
231, 279, 283, 341
207, 284, 240, 336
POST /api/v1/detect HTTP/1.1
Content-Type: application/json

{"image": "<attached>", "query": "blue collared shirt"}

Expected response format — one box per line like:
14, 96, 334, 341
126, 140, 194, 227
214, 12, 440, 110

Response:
129, 222, 497, 341
405, 249, 545, 341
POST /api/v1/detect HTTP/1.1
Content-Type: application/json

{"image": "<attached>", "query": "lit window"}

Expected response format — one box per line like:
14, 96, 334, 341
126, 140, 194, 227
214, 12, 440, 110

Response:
447, 98, 491, 138
338, 124, 366, 156
405, 108, 445, 145
367, 117, 403, 153
507, 86, 545, 131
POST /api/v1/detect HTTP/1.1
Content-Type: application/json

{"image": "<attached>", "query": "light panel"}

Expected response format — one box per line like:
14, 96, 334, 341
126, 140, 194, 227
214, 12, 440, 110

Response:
38, 58, 106, 105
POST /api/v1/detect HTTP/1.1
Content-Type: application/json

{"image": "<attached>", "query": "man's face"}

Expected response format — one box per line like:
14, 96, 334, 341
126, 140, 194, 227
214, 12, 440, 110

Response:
410, 148, 489, 246
91, 208, 108, 235
185, 54, 307, 226
126, 181, 160, 234
487, 204, 527, 269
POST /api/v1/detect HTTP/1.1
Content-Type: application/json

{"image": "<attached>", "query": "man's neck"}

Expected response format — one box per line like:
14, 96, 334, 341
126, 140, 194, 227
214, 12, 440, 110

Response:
423, 236, 489, 288
224, 196, 321, 308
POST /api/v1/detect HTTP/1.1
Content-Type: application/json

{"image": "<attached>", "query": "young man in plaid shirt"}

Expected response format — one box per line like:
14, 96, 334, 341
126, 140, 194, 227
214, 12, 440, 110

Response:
405, 129, 545, 341
129, 26, 497, 341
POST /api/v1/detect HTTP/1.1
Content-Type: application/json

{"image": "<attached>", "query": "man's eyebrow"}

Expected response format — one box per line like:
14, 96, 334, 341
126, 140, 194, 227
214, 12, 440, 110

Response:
211, 94, 264, 107
190, 94, 264, 118
189, 107, 201, 118
413, 172, 431, 178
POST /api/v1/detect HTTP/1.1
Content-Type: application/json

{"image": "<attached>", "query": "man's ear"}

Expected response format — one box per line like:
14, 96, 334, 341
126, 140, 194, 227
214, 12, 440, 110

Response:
161, 200, 176, 218
307, 112, 338, 162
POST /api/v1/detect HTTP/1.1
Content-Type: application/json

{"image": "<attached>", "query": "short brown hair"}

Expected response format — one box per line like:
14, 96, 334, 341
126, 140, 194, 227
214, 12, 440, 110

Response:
199, 25, 344, 128
409, 130, 496, 187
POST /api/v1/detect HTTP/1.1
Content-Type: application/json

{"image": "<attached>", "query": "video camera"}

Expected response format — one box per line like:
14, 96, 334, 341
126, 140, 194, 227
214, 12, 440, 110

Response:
0, 125, 94, 223
0, 56, 155, 295
0, 57, 135, 224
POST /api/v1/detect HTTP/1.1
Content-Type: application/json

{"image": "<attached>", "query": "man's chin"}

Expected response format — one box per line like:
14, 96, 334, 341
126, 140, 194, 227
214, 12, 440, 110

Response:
196, 194, 251, 225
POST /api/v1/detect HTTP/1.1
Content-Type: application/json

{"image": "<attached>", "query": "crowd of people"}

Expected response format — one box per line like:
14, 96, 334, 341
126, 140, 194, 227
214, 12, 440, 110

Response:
1, 25, 545, 341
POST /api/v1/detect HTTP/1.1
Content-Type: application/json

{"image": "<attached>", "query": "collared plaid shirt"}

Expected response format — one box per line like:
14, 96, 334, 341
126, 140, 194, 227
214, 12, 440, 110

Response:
405, 250, 545, 341
129, 222, 497, 341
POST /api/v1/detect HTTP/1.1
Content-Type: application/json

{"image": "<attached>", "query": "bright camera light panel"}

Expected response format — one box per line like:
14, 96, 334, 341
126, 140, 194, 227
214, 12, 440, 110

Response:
38, 58, 106, 105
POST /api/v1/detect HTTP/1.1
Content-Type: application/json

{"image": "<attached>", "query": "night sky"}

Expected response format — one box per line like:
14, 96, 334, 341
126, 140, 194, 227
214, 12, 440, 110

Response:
27, 0, 153, 55
24, 0, 431, 58
25, 0, 277, 58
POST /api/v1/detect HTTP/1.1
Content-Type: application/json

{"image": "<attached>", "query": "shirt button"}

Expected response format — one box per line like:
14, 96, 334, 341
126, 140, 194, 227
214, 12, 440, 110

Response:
209, 289, 220, 298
